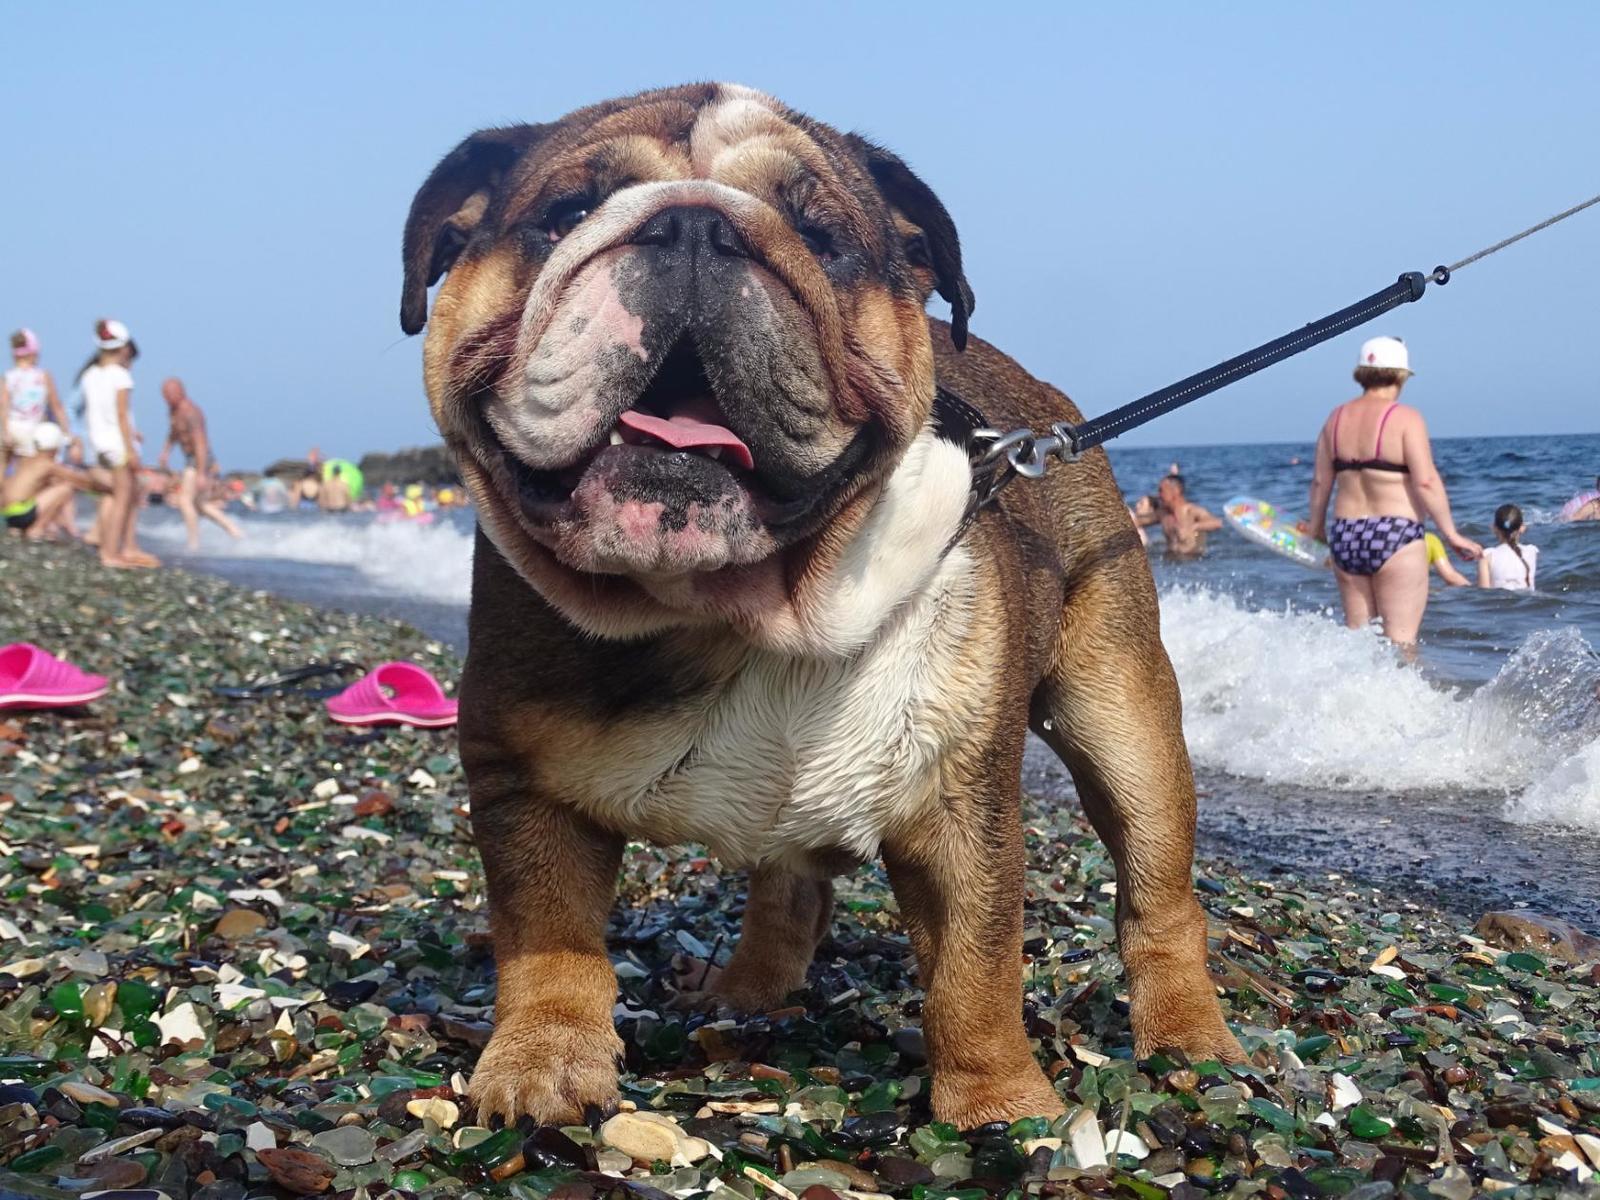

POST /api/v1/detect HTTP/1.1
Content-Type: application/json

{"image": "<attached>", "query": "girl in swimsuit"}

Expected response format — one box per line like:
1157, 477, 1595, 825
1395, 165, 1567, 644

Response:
1306, 336, 1481, 651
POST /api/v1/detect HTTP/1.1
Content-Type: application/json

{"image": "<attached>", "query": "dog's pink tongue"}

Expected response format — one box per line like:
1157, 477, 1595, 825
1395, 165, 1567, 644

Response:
617, 410, 755, 470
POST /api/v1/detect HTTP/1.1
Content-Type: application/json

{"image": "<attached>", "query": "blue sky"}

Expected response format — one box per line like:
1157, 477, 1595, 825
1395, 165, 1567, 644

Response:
5, 3, 1597, 468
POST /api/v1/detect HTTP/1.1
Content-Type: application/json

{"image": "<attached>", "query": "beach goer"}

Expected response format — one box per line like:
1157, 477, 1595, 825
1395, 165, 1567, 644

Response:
1135, 474, 1219, 559
78, 319, 158, 569
156, 377, 242, 550
0, 422, 95, 538
1478, 504, 1538, 591
3, 329, 69, 473
1425, 532, 1470, 586
320, 463, 352, 512
1306, 337, 1480, 649
257, 473, 290, 514
1560, 475, 1600, 522
295, 468, 321, 509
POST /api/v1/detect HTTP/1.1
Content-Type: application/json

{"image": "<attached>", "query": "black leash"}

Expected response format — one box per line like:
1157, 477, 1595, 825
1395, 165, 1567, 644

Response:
950, 190, 1600, 515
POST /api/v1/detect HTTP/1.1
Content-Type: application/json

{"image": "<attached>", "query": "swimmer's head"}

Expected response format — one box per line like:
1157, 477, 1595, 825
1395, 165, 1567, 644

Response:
10, 328, 39, 361
1494, 503, 1524, 541
162, 377, 188, 406
1159, 475, 1187, 502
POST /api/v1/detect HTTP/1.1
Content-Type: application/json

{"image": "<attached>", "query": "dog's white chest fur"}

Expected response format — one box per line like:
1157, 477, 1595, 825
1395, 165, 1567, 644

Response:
560, 434, 985, 867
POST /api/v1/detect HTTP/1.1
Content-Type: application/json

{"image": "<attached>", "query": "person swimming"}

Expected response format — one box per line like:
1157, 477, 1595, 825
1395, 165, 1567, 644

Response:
1559, 475, 1600, 522
1478, 504, 1538, 591
1424, 531, 1471, 586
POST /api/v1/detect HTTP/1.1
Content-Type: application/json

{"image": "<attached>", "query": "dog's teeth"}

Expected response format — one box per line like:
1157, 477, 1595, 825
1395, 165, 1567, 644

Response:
706, 447, 723, 461
609, 430, 625, 446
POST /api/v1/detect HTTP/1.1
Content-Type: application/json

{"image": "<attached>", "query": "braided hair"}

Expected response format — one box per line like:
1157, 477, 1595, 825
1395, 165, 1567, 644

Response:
1494, 503, 1531, 588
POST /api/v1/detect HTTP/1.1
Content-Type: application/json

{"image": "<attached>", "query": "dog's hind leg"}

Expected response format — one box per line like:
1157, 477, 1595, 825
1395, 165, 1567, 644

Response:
1031, 572, 1244, 1065
677, 864, 833, 1011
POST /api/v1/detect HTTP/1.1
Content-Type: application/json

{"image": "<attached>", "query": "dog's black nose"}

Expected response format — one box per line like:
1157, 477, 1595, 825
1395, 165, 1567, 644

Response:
631, 205, 749, 258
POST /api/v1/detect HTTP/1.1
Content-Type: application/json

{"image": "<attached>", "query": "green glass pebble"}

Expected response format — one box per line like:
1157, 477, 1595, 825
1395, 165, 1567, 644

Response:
129, 1019, 160, 1048
1504, 952, 1545, 974
48, 983, 84, 1018
1426, 983, 1470, 1004
1007, 1116, 1050, 1140
856, 1080, 902, 1113
468, 1127, 523, 1167
1247, 1097, 1297, 1134
0, 1055, 52, 1078
1346, 1105, 1393, 1140
81, 1101, 120, 1133
202, 1092, 259, 1117
1294, 1034, 1333, 1059
395, 1170, 432, 1191
11, 1145, 67, 1172
116, 980, 157, 1019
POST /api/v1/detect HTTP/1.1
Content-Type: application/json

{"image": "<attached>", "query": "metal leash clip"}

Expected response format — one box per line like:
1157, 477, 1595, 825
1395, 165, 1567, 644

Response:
965, 422, 1082, 511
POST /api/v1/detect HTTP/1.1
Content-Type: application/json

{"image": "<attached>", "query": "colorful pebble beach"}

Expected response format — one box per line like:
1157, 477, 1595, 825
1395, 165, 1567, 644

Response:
3, 540, 1600, 1200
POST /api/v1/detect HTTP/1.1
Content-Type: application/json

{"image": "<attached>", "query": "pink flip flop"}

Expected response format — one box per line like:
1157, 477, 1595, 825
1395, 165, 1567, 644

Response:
0, 643, 110, 710
325, 661, 458, 728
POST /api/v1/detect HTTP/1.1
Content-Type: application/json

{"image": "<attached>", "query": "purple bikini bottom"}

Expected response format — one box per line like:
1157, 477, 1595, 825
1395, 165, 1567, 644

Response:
1329, 516, 1425, 576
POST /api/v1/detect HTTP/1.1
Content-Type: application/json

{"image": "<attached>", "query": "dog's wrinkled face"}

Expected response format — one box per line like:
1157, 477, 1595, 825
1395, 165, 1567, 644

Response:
402, 84, 972, 636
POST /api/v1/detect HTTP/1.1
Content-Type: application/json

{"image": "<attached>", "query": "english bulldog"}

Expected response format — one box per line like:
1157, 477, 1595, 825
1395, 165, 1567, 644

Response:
400, 82, 1242, 1129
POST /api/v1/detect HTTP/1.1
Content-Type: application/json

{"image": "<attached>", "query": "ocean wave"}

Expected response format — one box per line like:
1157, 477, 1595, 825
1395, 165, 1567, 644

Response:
1160, 587, 1600, 831
142, 510, 476, 605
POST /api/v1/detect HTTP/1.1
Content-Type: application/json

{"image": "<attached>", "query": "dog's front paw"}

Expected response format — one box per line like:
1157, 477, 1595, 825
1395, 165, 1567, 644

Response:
1131, 991, 1244, 1066
931, 1062, 1064, 1129
468, 1018, 624, 1126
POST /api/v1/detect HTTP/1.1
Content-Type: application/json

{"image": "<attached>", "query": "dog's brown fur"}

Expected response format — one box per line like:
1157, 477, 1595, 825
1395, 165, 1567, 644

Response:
405, 83, 1241, 1130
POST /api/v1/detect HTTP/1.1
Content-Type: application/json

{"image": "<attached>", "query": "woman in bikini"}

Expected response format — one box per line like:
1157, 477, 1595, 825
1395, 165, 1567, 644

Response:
1306, 337, 1481, 651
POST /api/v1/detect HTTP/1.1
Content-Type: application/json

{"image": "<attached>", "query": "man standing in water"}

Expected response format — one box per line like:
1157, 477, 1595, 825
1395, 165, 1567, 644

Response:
157, 377, 242, 551
1135, 474, 1222, 558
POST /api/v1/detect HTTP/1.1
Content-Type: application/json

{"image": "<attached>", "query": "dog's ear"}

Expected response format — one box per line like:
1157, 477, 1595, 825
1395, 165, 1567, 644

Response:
848, 136, 974, 350
401, 124, 547, 335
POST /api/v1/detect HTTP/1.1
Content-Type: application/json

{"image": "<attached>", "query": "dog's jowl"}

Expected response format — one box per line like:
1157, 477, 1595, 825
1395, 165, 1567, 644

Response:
399, 82, 1242, 1128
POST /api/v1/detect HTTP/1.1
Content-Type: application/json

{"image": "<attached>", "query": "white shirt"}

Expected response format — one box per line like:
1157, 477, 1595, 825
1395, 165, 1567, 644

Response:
80, 363, 136, 458
1484, 541, 1537, 590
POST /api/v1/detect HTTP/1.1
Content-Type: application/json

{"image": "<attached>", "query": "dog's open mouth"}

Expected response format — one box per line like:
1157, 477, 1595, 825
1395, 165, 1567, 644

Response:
501, 337, 758, 519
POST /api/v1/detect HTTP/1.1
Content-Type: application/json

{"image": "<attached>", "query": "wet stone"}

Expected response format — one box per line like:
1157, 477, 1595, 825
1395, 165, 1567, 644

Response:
75, 1157, 151, 1190
311, 1124, 377, 1166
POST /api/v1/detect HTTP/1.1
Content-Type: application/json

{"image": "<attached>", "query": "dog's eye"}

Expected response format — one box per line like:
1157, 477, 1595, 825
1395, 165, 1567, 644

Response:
904, 233, 931, 268
797, 223, 838, 263
544, 199, 591, 243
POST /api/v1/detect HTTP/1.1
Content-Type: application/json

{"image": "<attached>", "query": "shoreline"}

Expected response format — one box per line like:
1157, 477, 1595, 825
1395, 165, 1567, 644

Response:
2, 541, 1599, 1196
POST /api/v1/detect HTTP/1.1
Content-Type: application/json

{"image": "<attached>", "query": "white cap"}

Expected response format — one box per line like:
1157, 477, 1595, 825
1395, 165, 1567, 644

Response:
96, 318, 131, 350
32, 422, 63, 453
1358, 336, 1411, 374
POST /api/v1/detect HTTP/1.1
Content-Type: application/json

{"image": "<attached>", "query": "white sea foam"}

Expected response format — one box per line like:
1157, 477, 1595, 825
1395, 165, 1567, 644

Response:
143, 511, 476, 605
1159, 588, 1600, 831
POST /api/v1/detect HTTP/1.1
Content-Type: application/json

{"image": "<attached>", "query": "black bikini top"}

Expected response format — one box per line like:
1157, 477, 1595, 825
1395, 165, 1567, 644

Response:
1332, 403, 1409, 474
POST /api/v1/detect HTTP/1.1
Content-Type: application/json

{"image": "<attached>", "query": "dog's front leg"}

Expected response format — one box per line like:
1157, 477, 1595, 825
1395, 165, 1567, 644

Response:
883, 762, 1064, 1127
466, 757, 624, 1126
1033, 612, 1244, 1066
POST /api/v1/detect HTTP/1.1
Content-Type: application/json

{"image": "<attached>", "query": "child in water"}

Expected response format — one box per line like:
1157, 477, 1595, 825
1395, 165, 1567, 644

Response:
1478, 504, 1538, 591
